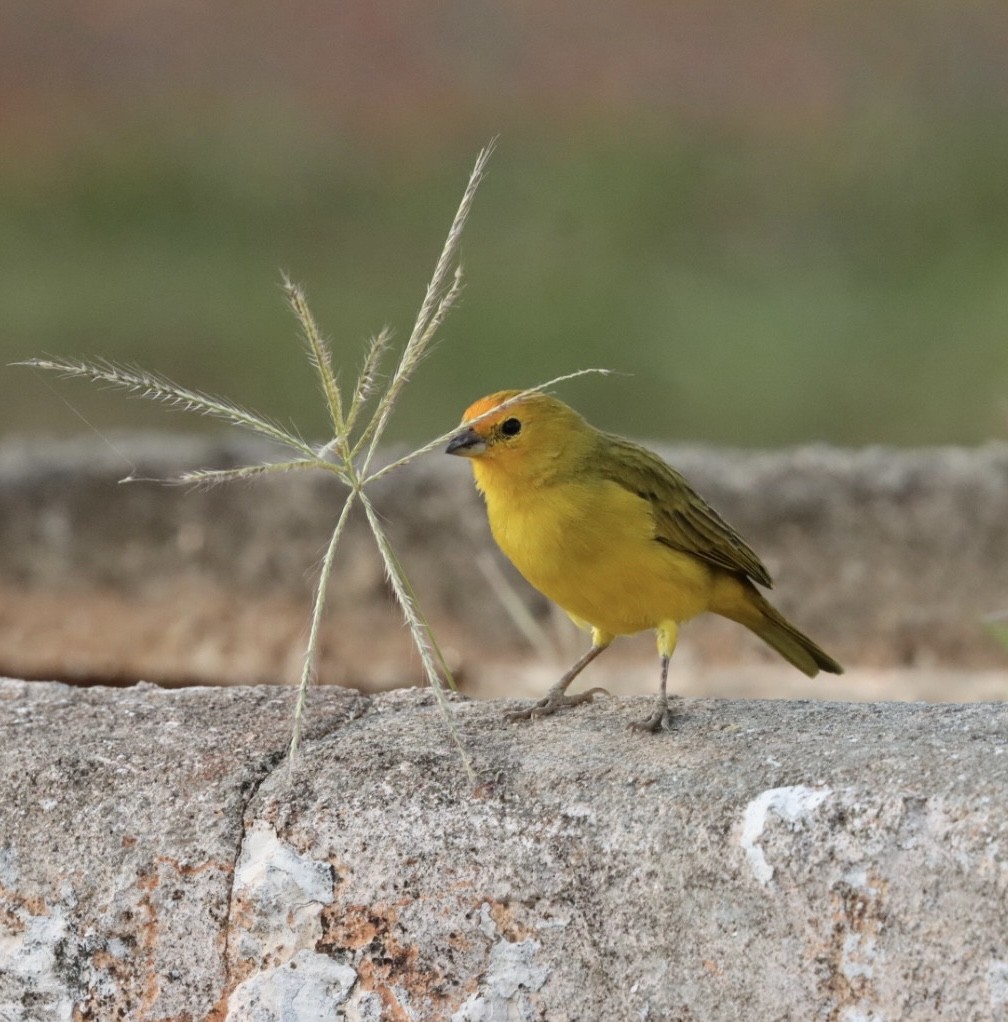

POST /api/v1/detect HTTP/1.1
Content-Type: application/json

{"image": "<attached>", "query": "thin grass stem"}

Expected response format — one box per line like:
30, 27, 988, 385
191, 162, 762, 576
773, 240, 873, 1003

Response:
363, 368, 612, 485
359, 492, 475, 782
283, 275, 345, 437
173, 459, 338, 488
289, 489, 358, 758
20, 143, 521, 784
19, 357, 318, 459
476, 552, 558, 663
356, 141, 495, 470
345, 327, 392, 438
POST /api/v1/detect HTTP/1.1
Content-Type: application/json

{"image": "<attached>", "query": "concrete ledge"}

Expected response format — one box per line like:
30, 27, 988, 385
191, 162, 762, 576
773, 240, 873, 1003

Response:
3, 437, 1008, 692
2, 679, 1006, 1020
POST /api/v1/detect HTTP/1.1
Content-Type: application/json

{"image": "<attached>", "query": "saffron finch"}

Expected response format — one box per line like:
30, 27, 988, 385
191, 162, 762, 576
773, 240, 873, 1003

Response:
446, 390, 843, 731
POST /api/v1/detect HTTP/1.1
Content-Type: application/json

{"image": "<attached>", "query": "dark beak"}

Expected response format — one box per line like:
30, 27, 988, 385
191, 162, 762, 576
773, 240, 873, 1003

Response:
445, 426, 487, 457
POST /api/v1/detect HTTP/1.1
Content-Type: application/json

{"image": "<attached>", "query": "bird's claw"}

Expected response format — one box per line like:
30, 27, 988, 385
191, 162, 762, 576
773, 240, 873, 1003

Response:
504, 686, 611, 723
629, 695, 679, 733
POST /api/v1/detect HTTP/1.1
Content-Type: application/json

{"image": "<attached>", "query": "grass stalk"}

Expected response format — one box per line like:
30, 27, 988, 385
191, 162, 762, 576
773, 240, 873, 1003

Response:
360, 492, 474, 779
176, 458, 342, 488
18, 141, 606, 784
356, 141, 495, 471
289, 489, 358, 757
363, 367, 611, 485
283, 274, 346, 439
18, 356, 318, 459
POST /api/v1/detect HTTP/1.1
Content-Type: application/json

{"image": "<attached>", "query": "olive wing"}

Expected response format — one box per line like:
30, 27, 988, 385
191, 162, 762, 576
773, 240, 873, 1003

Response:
595, 434, 773, 588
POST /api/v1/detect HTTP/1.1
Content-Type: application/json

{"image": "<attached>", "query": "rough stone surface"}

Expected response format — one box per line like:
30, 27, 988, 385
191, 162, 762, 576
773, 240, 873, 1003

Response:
1, 435, 1007, 694
2, 678, 1007, 1021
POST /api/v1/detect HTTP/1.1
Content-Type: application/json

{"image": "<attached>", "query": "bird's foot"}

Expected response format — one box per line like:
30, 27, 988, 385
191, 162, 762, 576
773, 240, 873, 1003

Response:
629, 694, 680, 734
504, 686, 611, 723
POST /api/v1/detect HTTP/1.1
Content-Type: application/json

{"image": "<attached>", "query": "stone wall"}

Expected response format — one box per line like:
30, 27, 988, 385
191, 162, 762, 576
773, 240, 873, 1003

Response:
1, 679, 1006, 1020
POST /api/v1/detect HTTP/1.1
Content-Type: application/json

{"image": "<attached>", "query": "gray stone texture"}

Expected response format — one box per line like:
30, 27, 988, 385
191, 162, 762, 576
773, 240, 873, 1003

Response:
1, 680, 1006, 1020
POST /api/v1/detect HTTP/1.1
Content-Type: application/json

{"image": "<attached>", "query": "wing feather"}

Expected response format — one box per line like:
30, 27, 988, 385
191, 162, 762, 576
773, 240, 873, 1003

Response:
594, 434, 773, 588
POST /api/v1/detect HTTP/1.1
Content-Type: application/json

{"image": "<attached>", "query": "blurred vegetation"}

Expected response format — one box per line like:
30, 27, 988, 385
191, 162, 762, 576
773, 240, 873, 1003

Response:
2, 103, 1007, 446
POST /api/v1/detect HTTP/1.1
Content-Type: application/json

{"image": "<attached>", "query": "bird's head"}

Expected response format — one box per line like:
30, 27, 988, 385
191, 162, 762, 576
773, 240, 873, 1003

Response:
446, 390, 592, 486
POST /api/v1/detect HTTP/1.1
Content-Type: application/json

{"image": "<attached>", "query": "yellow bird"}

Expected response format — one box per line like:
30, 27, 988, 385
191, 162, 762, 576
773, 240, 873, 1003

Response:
446, 390, 843, 731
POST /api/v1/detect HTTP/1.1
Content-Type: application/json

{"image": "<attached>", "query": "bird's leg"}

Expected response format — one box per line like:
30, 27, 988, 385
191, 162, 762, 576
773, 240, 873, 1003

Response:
630, 654, 676, 732
505, 641, 611, 722
631, 622, 680, 732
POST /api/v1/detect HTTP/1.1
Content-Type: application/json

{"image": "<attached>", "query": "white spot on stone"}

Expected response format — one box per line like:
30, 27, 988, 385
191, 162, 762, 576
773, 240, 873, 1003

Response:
839, 1010, 884, 1022
0, 846, 18, 885
740, 785, 832, 885
841, 932, 876, 981
842, 867, 880, 897
989, 959, 1008, 1008
486, 939, 549, 998
0, 909, 75, 1022
563, 802, 595, 822
226, 949, 357, 1022
234, 822, 332, 905
477, 902, 497, 938
106, 937, 130, 959
232, 821, 334, 965
451, 939, 550, 1021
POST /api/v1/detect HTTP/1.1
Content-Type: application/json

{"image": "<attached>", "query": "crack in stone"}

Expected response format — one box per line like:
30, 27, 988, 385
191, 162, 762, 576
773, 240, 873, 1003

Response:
221, 749, 288, 977
218, 693, 375, 1013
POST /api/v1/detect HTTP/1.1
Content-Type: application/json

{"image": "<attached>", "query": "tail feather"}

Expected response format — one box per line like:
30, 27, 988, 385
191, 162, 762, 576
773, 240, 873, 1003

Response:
713, 578, 843, 678
751, 601, 843, 677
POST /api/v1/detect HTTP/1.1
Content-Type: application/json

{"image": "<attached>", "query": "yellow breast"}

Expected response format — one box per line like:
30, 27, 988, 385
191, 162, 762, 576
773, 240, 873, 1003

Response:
478, 469, 714, 637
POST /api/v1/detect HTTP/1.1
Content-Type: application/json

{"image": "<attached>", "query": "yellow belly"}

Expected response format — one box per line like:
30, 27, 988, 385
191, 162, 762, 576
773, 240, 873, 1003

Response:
484, 477, 714, 638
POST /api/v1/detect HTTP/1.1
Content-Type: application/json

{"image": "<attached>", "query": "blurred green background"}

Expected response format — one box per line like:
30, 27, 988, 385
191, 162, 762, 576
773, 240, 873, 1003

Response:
2, 2, 1007, 447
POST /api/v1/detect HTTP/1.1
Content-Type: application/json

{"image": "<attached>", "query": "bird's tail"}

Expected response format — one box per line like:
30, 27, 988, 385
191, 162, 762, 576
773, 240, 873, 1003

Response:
713, 578, 843, 677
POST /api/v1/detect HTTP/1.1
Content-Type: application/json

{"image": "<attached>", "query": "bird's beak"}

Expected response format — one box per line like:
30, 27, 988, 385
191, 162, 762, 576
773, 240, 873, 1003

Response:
445, 426, 487, 457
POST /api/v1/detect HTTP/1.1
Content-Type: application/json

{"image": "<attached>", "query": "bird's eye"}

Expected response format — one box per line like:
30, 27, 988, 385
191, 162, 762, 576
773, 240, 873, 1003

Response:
500, 417, 522, 437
